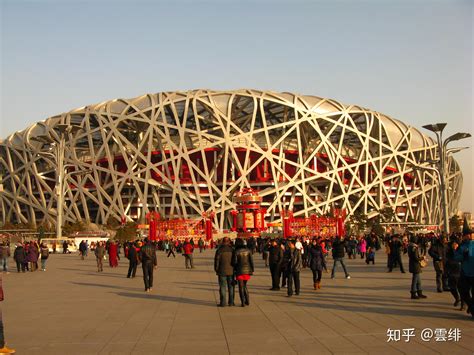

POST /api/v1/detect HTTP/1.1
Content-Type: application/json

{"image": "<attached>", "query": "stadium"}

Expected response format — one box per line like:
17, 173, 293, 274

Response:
0, 89, 463, 231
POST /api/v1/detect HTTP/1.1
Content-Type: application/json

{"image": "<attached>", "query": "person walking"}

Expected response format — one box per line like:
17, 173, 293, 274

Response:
84, 240, 89, 257
280, 241, 290, 288
94, 241, 106, 272
428, 236, 449, 292
214, 237, 235, 307
268, 240, 283, 290
183, 238, 195, 269
0, 275, 15, 354
13, 244, 26, 273
347, 236, 357, 259
309, 239, 326, 290
79, 240, 87, 260
167, 240, 176, 258
262, 239, 270, 267
446, 239, 464, 310
0, 243, 10, 273
454, 225, 474, 318
139, 238, 157, 292
388, 235, 406, 273
408, 235, 427, 299
39, 243, 49, 271
331, 236, 350, 279
247, 237, 256, 255
232, 238, 254, 307
286, 240, 302, 297
198, 238, 205, 253
126, 242, 139, 278
62, 240, 68, 254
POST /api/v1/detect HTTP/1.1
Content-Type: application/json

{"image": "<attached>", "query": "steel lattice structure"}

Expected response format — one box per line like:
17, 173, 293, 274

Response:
0, 89, 463, 230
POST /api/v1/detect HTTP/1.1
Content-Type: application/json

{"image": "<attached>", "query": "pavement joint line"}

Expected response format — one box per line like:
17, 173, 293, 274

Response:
207, 259, 231, 355
323, 300, 404, 353
4, 250, 473, 354
360, 304, 445, 353
295, 303, 368, 354
327, 291, 457, 354
130, 285, 168, 353
294, 299, 359, 348
252, 298, 298, 354
277, 304, 334, 354
161, 266, 191, 355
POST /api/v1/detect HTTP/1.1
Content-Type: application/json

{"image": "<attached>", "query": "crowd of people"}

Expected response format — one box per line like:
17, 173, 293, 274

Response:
2, 229, 473, 314
210, 229, 474, 319
0, 241, 50, 273
58, 228, 474, 319
0, 225, 472, 354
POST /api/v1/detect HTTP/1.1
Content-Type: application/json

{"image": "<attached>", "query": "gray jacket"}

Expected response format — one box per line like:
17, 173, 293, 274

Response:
214, 244, 234, 276
289, 248, 303, 272
95, 245, 106, 259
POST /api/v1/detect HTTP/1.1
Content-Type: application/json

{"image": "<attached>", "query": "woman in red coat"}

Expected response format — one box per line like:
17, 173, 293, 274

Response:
108, 241, 119, 267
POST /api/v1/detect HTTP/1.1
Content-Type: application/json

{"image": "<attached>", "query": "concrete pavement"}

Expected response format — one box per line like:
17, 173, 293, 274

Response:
2, 249, 473, 354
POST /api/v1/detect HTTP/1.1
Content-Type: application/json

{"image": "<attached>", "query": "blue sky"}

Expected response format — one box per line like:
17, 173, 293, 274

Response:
1, 0, 473, 211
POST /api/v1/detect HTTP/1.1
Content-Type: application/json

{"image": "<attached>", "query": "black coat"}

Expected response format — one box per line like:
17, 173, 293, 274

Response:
445, 246, 461, 277
408, 243, 423, 274
308, 245, 326, 271
428, 240, 447, 272
232, 247, 254, 276
389, 240, 403, 256
268, 245, 283, 266
214, 244, 234, 276
332, 239, 346, 259
128, 246, 138, 263
14, 246, 26, 263
139, 244, 157, 266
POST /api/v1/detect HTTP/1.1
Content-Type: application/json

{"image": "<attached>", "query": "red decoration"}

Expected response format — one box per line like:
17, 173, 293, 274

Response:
202, 211, 215, 241
232, 188, 266, 239
145, 211, 160, 241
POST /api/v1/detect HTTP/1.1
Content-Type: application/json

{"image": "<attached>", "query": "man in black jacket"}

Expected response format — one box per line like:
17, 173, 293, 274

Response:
286, 240, 302, 296
139, 239, 157, 292
428, 236, 449, 292
214, 237, 235, 307
331, 236, 350, 279
127, 242, 139, 278
388, 235, 406, 273
268, 240, 283, 290
446, 239, 463, 308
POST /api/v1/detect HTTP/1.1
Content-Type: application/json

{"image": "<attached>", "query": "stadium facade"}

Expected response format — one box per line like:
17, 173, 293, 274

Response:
0, 89, 463, 230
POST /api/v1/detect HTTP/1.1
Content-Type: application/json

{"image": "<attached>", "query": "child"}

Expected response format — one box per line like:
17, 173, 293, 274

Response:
366, 247, 375, 265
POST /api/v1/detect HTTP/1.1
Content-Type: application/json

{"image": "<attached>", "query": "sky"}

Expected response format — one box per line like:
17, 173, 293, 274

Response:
1, 0, 473, 212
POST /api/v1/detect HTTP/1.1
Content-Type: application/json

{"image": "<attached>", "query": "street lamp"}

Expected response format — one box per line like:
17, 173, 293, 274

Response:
31, 124, 83, 239
420, 123, 471, 235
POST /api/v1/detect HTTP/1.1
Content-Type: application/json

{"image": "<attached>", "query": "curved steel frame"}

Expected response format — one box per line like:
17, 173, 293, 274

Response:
0, 89, 463, 230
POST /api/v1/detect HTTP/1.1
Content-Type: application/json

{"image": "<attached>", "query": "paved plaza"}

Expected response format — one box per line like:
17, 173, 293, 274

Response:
2, 249, 473, 354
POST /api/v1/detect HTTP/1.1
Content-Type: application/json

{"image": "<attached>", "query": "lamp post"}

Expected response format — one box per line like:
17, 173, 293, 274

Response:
421, 123, 471, 235
31, 124, 82, 239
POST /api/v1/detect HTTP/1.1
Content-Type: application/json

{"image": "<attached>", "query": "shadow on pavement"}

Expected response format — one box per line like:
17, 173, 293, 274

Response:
273, 298, 467, 320
114, 291, 217, 307
70, 281, 138, 291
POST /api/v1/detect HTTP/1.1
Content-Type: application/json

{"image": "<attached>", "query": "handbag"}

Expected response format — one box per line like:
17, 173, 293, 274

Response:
420, 257, 428, 268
